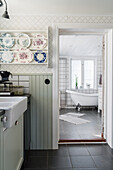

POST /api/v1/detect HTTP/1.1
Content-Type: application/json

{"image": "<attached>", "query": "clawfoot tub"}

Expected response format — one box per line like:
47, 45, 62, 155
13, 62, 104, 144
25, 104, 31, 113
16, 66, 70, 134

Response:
66, 90, 98, 107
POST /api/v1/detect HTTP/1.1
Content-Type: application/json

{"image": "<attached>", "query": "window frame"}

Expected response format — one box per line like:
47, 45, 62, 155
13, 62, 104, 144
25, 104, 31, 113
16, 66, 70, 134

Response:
69, 56, 97, 90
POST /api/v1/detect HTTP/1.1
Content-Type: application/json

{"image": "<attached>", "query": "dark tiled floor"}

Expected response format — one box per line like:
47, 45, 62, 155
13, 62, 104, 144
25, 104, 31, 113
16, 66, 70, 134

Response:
22, 144, 113, 170
60, 109, 102, 140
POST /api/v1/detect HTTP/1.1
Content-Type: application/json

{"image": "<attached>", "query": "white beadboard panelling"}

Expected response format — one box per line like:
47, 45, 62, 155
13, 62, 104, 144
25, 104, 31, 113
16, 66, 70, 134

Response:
29, 75, 53, 149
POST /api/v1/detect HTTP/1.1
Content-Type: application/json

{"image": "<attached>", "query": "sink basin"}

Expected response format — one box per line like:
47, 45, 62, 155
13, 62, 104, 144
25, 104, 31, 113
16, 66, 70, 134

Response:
0, 97, 27, 128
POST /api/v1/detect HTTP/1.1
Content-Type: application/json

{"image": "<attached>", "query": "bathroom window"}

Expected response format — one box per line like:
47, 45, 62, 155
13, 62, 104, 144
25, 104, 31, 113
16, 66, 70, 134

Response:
71, 60, 82, 89
71, 59, 96, 89
84, 60, 94, 88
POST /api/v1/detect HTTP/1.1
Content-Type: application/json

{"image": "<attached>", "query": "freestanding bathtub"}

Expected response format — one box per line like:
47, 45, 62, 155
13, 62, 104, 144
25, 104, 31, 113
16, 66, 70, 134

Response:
66, 90, 98, 106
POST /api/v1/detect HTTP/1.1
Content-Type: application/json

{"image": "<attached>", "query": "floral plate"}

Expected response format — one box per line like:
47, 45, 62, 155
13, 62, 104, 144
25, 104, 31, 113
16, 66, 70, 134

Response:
0, 49, 14, 63
0, 33, 15, 48
15, 48, 33, 63
17, 33, 31, 48
34, 50, 46, 63
32, 34, 47, 50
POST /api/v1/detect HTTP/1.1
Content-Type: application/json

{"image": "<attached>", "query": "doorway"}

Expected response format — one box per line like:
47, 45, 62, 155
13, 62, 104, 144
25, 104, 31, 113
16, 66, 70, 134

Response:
58, 33, 105, 142
52, 25, 113, 149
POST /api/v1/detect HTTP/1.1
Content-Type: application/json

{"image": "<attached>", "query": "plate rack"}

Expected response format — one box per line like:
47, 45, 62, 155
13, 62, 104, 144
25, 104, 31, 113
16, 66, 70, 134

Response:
0, 30, 48, 65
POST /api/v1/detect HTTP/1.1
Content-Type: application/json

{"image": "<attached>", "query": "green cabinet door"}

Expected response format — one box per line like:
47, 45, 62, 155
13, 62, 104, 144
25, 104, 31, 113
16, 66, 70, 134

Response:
3, 115, 23, 170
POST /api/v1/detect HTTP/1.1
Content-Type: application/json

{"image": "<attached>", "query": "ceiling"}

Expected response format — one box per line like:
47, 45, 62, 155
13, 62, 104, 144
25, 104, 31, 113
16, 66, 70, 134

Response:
1, 0, 113, 15
59, 35, 103, 57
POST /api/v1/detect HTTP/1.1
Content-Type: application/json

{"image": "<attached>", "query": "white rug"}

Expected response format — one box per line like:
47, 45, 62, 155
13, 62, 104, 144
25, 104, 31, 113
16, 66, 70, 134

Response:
59, 113, 90, 125
66, 112, 85, 117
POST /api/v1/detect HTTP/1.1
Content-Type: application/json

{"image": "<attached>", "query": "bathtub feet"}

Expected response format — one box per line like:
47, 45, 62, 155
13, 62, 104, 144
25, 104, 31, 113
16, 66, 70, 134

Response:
76, 103, 81, 112
78, 107, 81, 112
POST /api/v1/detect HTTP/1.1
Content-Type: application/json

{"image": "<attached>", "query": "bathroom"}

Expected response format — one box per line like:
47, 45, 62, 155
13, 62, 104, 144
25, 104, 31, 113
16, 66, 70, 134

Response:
59, 33, 104, 141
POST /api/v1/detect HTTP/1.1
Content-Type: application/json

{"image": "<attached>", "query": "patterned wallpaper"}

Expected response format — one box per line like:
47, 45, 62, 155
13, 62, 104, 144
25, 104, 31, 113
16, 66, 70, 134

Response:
0, 15, 113, 73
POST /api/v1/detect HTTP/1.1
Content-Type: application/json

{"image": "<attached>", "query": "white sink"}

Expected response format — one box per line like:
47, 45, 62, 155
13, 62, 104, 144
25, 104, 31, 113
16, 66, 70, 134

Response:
0, 97, 27, 128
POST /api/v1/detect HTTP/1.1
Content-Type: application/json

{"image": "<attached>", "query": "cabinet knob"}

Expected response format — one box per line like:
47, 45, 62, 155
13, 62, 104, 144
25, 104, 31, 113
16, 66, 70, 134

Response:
1, 116, 7, 123
45, 79, 50, 85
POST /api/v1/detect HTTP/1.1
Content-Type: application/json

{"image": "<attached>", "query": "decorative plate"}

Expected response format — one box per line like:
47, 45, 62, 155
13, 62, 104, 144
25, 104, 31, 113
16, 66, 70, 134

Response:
32, 34, 47, 50
0, 49, 14, 63
17, 33, 31, 48
0, 33, 15, 48
16, 48, 33, 63
34, 50, 46, 63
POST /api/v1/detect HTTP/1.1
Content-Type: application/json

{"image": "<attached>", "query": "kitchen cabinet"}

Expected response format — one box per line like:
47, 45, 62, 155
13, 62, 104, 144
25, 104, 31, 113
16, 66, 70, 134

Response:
0, 115, 23, 170
30, 74, 53, 149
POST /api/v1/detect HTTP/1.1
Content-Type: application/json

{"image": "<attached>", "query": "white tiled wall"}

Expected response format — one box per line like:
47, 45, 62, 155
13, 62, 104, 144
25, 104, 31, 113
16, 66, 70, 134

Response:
59, 56, 103, 108
59, 58, 68, 90
10, 75, 30, 94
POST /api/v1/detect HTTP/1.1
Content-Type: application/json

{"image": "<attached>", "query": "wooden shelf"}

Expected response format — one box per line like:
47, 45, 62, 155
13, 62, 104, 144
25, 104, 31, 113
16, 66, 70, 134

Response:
0, 29, 49, 66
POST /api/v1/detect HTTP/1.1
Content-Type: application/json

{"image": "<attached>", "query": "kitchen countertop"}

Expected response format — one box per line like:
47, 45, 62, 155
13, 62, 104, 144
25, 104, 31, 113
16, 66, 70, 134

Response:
0, 94, 31, 104
0, 94, 31, 98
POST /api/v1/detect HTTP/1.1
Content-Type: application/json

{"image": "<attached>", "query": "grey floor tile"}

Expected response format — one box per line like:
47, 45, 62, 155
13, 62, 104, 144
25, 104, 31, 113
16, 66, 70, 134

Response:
23, 169, 47, 170
98, 168, 113, 170
104, 144, 113, 156
86, 144, 109, 156
48, 144, 69, 157
48, 156, 72, 168
48, 168, 73, 170
25, 150, 48, 157
92, 155, 113, 168
74, 168, 98, 170
79, 135, 100, 140
71, 156, 96, 168
61, 134, 81, 140
24, 157, 47, 169
22, 145, 113, 170
68, 145, 90, 156
60, 109, 101, 140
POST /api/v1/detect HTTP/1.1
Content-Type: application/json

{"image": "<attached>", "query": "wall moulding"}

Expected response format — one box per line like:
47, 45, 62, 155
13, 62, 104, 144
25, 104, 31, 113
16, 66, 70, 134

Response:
0, 15, 113, 31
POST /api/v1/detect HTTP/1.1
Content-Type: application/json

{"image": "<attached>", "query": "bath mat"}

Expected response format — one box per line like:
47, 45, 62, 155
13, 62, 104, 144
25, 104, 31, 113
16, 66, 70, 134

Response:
66, 112, 85, 117
59, 114, 90, 125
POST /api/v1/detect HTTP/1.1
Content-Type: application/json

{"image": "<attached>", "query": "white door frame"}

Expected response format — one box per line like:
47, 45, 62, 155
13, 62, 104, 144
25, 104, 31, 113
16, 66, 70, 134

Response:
52, 23, 113, 149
